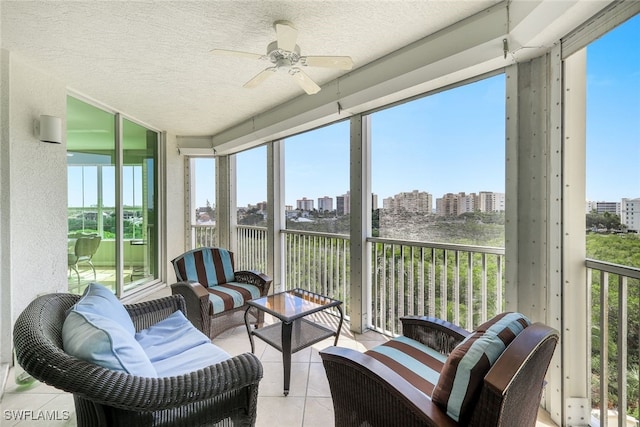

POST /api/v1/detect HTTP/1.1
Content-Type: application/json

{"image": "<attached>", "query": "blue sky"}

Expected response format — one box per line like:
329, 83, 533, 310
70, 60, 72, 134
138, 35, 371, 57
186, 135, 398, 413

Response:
197, 15, 639, 209
585, 13, 640, 202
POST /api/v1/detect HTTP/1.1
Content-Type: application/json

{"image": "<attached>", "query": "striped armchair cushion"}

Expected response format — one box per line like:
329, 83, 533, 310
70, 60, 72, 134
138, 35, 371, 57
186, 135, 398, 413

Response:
431, 312, 531, 422
365, 335, 448, 396
172, 247, 236, 287
207, 282, 261, 315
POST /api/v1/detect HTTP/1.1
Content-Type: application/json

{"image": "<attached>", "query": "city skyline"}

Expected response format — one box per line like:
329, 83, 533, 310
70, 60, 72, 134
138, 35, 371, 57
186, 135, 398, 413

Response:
225, 15, 638, 208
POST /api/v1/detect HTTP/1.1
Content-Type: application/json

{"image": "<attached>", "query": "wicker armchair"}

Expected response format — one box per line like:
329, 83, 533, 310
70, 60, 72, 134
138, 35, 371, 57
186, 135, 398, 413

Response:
320, 315, 559, 427
171, 247, 272, 338
13, 292, 263, 427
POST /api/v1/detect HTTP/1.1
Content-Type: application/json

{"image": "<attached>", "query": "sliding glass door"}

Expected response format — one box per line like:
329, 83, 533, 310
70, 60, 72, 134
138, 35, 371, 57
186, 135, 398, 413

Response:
67, 96, 159, 296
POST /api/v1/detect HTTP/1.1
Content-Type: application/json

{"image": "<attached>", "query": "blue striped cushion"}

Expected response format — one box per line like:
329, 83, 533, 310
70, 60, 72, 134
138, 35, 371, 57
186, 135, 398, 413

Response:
431, 312, 531, 422
207, 282, 261, 315
172, 247, 235, 287
365, 335, 448, 396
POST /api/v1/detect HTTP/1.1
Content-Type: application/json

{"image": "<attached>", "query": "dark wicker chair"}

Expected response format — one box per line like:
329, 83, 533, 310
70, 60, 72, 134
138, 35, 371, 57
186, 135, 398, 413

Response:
320, 316, 559, 427
171, 247, 272, 338
13, 292, 263, 427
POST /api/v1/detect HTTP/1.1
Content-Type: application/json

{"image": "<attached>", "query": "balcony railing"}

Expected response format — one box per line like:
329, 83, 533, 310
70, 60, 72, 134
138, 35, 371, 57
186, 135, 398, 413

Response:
587, 259, 640, 427
369, 237, 505, 335
283, 229, 351, 317
236, 227, 505, 334
236, 225, 268, 272
192, 224, 217, 248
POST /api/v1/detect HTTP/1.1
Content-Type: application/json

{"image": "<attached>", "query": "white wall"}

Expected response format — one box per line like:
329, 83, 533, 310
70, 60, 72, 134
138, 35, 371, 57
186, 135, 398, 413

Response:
164, 132, 186, 284
0, 53, 68, 364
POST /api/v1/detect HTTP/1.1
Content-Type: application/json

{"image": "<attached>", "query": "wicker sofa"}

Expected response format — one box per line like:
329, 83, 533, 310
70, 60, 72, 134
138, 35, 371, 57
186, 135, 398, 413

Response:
171, 247, 272, 338
13, 289, 263, 427
320, 313, 559, 427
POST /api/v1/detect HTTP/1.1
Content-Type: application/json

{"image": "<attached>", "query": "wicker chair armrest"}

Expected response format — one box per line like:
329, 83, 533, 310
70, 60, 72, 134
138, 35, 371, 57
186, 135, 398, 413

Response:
58, 352, 262, 412
234, 270, 272, 296
400, 316, 470, 355
483, 323, 559, 393
170, 281, 211, 336
125, 294, 187, 332
469, 323, 559, 426
320, 346, 457, 427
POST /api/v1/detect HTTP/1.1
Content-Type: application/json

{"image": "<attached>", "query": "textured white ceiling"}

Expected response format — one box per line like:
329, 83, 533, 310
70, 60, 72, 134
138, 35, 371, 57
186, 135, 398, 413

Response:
1, 0, 500, 136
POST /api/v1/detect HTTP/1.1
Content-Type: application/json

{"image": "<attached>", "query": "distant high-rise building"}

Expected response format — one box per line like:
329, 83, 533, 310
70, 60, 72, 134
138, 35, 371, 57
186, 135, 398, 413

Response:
477, 191, 505, 212
372, 193, 378, 210
436, 191, 504, 215
457, 192, 475, 214
317, 196, 333, 212
336, 191, 350, 216
383, 190, 432, 213
296, 197, 314, 211
436, 193, 459, 216
621, 198, 640, 232
591, 201, 621, 216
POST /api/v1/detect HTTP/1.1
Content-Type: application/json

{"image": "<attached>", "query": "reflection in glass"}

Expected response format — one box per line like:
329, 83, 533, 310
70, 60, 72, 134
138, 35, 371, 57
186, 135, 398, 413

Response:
67, 97, 116, 293
66, 97, 158, 295
123, 118, 158, 292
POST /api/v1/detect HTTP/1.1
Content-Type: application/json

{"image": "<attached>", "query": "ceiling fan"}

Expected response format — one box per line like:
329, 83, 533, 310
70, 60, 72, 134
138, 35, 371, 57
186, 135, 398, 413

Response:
212, 20, 353, 95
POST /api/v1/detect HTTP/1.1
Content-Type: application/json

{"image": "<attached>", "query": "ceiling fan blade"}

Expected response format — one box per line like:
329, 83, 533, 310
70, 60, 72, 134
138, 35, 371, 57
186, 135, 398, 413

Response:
243, 67, 276, 88
274, 20, 298, 51
211, 49, 264, 61
290, 68, 321, 95
301, 56, 354, 70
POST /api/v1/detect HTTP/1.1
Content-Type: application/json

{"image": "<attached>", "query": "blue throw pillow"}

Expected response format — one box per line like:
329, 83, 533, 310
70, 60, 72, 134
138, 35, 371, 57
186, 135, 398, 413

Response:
62, 310, 157, 377
71, 283, 135, 335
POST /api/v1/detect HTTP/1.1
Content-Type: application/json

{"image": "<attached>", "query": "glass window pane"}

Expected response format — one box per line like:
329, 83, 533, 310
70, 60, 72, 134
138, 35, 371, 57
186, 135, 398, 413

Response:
191, 157, 216, 247
236, 146, 267, 226
67, 97, 116, 293
122, 118, 158, 292
371, 75, 506, 246
284, 121, 350, 234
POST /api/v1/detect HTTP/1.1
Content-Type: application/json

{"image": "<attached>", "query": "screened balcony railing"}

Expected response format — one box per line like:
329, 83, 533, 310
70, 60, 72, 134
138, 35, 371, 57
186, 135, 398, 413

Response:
193, 224, 217, 248
369, 237, 505, 335
235, 227, 505, 334
587, 259, 640, 427
283, 229, 350, 317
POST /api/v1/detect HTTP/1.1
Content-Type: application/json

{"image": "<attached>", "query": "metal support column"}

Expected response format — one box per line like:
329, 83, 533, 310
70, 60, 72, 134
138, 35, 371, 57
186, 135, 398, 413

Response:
267, 140, 285, 294
216, 154, 237, 252
349, 114, 372, 333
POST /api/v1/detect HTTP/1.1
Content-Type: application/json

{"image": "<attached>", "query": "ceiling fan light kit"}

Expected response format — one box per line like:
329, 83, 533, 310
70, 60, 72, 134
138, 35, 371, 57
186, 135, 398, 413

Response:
212, 20, 353, 95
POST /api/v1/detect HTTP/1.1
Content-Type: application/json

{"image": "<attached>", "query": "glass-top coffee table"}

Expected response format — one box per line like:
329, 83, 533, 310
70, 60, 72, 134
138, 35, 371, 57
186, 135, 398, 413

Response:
244, 288, 344, 396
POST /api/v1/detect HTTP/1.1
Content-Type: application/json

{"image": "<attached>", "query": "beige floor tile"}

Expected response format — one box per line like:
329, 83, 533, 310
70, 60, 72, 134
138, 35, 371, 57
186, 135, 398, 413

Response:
0, 392, 61, 427
256, 396, 305, 427
303, 397, 335, 427
261, 345, 312, 363
258, 362, 310, 397
306, 363, 331, 397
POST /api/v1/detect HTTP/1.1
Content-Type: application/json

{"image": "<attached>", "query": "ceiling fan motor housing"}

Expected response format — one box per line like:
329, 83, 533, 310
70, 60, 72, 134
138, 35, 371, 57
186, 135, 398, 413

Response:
267, 41, 301, 68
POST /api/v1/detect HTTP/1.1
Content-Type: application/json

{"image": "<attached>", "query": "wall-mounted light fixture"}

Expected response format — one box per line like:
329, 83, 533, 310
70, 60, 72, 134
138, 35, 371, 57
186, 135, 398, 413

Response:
34, 115, 62, 144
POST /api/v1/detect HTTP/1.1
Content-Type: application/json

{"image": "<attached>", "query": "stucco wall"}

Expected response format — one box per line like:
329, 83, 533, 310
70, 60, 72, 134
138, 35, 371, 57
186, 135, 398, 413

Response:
7, 54, 68, 326
164, 132, 186, 284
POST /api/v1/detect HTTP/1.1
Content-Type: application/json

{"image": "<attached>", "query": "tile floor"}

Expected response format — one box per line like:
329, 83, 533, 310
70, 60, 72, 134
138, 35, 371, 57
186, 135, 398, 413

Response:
1, 287, 559, 426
